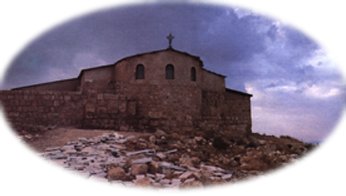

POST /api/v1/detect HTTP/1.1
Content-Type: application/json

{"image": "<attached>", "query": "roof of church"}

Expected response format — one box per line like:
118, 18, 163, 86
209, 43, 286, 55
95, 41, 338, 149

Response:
114, 47, 203, 65
226, 88, 252, 97
76, 47, 227, 79
77, 64, 114, 79
12, 77, 79, 90
202, 68, 226, 78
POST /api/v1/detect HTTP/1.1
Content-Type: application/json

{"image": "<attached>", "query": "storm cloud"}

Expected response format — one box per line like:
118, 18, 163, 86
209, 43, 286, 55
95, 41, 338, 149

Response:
1, 3, 344, 142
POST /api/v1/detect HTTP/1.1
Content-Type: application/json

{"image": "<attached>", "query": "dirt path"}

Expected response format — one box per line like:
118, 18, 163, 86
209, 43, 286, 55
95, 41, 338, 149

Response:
25, 128, 146, 152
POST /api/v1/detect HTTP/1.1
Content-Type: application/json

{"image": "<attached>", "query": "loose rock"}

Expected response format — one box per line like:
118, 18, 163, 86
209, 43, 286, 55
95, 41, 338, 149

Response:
130, 164, 149, 176
107, 167, 127, 181
41, 131, 312, 187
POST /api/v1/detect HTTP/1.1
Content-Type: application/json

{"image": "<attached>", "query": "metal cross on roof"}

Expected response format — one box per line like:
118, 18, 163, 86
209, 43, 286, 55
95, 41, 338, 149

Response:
166, 33, 175, 48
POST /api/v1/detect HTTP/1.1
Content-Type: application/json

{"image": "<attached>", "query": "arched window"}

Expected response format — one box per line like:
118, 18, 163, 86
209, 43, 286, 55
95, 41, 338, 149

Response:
191, 67, 196, 81
135, 64, 145, 80
166, 64, 174, 80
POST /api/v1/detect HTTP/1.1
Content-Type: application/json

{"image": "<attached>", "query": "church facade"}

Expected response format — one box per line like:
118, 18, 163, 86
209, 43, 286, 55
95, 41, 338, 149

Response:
1, 35, 252, 137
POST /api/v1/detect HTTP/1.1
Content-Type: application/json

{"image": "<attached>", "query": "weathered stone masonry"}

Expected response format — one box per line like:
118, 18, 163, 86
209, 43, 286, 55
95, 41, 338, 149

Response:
0, 47, 252, 136
0, 91, 84, 131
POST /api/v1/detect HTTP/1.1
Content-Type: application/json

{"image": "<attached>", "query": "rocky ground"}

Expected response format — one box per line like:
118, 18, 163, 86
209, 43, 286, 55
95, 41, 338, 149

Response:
19, 128, 315, 188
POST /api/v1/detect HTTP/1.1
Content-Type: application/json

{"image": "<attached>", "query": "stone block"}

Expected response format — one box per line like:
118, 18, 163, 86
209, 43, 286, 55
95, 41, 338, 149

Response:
97, 94, 103, 100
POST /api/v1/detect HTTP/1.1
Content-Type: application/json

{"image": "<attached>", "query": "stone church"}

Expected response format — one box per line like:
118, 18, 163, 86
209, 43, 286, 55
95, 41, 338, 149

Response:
0, 34, 252, 137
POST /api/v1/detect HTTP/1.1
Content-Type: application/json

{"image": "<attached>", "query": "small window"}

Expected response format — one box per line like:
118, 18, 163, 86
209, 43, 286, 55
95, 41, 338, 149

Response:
135, 64, 145, 79
191, 67, 196, 81
166, 64, 174, 80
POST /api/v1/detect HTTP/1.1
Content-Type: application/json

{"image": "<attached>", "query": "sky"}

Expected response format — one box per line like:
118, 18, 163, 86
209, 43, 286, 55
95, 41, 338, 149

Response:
1, 3, 345, 143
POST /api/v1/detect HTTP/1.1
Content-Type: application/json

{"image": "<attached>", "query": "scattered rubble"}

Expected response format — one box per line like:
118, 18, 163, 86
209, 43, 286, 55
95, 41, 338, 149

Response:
41, 130, 314, 187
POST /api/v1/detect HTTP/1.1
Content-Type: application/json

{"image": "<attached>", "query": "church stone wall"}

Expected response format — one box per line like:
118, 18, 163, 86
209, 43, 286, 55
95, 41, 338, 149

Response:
81, 91, 137, 130
115, 50, 203, 87
201, 70, 225, 92
196, 90, 252, 136
0, 90, 84, 131
0, 87, 251, 137
224, 90, 252, 127
113, 82, 202, 131
80, 66, 114, 92
114, 50, 226, 93
0, 48, 252, 138
0, 90, 139, 132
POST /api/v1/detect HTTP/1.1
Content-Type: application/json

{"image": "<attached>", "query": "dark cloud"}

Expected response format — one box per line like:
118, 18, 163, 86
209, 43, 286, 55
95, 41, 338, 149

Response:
1, 3, 344, 142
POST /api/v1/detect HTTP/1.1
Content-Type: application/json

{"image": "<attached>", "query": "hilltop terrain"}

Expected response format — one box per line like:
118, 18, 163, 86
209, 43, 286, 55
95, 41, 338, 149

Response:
17, 127, 314, 187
